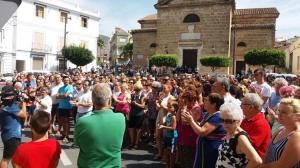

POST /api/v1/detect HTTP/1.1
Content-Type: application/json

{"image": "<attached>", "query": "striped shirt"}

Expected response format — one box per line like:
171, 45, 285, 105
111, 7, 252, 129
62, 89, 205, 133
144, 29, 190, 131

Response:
265, 129, 300, 168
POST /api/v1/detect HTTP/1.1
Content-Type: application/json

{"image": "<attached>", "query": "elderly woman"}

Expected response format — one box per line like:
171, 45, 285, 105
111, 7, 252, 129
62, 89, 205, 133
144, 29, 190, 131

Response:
260, 98, 300, 168
182, 93, 226, 168
128, 82, 145, 149
215, 103, 262, 167
35, 87, 52, 116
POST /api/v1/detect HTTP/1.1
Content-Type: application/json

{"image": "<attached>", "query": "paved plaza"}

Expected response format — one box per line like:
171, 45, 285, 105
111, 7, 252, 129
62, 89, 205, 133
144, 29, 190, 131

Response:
0, 126, 164, 168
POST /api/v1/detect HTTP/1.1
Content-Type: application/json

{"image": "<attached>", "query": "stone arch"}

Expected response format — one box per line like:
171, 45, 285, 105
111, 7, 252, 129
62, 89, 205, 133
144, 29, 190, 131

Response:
237, 42, 247, 47
183, 14, 200, 23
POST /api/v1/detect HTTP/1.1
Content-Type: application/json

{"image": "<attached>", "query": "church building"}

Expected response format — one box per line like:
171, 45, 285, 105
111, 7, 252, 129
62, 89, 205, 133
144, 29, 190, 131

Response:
131, 0, 279, 74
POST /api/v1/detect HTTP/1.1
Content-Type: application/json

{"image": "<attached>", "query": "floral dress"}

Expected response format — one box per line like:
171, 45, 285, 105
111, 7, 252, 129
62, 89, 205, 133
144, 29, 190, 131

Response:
215, 131, 249, 168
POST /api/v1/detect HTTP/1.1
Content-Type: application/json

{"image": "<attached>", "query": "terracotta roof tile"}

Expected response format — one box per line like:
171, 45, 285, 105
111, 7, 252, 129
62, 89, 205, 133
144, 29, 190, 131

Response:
234, 8, 279, 16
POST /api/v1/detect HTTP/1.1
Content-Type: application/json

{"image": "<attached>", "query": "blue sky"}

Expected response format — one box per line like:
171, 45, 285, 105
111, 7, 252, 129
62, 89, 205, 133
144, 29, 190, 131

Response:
77, 0, 300, 39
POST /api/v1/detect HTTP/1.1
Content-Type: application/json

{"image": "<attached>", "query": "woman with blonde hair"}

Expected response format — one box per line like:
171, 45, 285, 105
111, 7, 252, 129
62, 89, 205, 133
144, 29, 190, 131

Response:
260, 98, 300, 168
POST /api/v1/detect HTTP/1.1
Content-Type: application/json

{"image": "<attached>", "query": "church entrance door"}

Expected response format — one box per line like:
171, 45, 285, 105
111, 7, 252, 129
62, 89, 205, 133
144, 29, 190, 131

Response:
183, 49, 197, 71
236, 61, 245, 74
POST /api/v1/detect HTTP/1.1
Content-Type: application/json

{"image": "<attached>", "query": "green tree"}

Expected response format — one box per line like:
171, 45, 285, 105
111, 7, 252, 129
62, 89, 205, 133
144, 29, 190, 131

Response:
244, 49, 285, 68
200, 56, 230, 72
62, 46, 95, 67
121, 43, 133, 61
149, 54, 179, 67
97, 36, 105, 49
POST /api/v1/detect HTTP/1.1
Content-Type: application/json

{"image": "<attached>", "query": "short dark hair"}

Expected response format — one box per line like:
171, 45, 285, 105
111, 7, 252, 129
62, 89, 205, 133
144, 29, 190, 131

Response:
84, 80, 91, 86
254, 68, 266, 77
208, 93, 224, 110
30, 111, 51, 134
62, 76, 70, 80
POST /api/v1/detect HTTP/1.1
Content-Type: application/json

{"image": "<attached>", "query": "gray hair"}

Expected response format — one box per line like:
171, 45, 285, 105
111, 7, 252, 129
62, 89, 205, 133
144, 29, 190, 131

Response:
243, 93, 264, 111
152, 81, 161, 89
216, 77, 230, 92
92, 83, 112, 107
274, 78, 288, 87
220, 103, 244, 121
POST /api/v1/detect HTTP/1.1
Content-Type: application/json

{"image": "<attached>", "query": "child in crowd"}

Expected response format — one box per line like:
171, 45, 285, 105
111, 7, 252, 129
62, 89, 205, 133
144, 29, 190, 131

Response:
12, 111, 61, 168
159, 100, 179, 168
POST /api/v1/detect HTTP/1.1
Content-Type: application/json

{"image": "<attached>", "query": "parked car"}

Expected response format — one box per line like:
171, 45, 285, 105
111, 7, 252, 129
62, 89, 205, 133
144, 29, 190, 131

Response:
0, 73, 14, 81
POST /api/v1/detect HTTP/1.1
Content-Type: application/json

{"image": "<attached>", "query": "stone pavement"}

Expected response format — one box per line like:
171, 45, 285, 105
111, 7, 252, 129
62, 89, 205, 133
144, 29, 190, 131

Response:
0, 128, 165, 168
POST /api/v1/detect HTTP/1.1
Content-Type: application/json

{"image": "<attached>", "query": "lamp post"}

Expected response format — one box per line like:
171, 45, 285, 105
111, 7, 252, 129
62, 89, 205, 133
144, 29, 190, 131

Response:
63, 16, 71, 71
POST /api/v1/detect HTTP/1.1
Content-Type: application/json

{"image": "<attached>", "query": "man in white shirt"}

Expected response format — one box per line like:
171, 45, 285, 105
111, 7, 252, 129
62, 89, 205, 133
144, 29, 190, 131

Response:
212, 77, 241, 106
50, 74, 63, 131
75, 80, 93, 121
249, 68, 272, 113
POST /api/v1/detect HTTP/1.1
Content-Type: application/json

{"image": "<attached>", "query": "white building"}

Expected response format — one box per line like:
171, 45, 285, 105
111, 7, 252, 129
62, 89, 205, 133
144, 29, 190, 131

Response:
0, 0, 100, 73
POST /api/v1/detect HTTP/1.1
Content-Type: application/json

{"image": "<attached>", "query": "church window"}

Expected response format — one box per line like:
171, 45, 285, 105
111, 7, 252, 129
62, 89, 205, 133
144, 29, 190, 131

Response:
183, 14, 200, 23
237, 42, 247, 47
150, 43, 157, 48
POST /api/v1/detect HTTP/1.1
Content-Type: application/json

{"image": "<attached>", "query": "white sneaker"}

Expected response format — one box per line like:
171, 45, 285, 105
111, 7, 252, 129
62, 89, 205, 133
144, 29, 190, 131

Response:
62, 137, 69, 144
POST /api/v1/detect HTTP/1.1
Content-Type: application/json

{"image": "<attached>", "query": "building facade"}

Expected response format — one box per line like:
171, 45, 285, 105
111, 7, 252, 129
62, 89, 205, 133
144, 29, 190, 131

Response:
97, 34, 110, 64
132, 0, 279, 74
0, 0, 100, 73
286, 37, 300, 75
109, 27, 131, 66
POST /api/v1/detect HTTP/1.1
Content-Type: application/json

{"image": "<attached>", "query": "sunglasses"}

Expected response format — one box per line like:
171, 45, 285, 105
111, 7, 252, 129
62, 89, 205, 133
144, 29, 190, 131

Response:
220, 118, 237, 124
76, 83, 82, 85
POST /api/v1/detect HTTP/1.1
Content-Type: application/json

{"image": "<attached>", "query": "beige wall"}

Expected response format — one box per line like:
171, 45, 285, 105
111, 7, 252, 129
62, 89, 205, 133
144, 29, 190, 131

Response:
289, 38, 300, 75
156, 4, 232, 55
233, 28, 275, 60
132, 30, 157, 68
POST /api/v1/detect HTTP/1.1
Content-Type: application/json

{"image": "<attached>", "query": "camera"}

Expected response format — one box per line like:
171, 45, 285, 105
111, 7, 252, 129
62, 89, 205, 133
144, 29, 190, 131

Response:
0, 86, 33, 107
16, 91, 35, 103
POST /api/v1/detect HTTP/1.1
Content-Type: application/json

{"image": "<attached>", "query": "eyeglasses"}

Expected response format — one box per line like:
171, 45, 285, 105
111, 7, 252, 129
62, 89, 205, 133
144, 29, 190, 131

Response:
76, 83, 82, 85
83, 84, 89, 86
220, 118, 237, 124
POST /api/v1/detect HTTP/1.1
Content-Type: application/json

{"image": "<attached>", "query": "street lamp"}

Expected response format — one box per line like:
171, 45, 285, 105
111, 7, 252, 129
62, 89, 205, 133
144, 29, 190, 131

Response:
63, 16, 71, 71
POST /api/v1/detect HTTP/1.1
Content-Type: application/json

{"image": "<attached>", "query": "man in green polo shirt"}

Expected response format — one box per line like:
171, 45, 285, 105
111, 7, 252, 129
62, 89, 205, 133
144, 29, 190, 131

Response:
75, 83, 125, 168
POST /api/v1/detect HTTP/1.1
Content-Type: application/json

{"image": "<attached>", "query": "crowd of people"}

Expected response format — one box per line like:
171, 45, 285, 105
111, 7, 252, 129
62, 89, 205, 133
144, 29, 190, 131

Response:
0, 67, 300, 168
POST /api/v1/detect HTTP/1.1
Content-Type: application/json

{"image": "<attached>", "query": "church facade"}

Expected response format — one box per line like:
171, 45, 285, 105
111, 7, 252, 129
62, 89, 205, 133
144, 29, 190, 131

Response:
131, 0, 279, 74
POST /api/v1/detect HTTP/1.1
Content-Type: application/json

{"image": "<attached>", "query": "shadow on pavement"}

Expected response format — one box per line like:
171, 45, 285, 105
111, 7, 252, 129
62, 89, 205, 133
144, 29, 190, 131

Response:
125, 163, 165, 168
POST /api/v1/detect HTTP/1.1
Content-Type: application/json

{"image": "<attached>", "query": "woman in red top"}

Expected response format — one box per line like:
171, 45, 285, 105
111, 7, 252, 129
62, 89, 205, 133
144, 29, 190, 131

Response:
12, 111, 61, 168
177, 85, 203, 168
